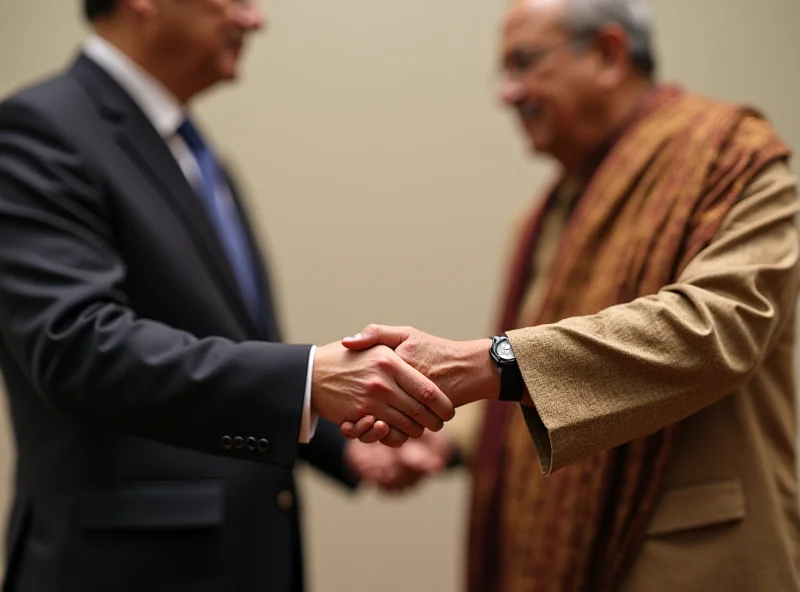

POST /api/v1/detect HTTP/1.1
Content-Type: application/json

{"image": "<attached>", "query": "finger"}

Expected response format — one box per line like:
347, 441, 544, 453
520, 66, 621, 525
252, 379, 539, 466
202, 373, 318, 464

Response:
391, 358, 455, 425
358, 421, 390, 443
340, 422, 357, 439
340, 416, 376, 439
342, 324, 411, 351
375, 401, 426, 439
355, 355, 426, 438
380, 427, 409, 448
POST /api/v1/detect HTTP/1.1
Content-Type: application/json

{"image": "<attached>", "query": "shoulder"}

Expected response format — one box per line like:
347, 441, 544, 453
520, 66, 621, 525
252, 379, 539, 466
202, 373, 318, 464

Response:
725, 158, 798, 231
0, 59, 98, 143
1, 70, 77, 119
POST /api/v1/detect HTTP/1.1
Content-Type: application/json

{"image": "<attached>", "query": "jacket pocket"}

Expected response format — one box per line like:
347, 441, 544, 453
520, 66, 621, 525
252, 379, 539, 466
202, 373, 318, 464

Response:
79, 480, 224, 531
646, 478, 745, 537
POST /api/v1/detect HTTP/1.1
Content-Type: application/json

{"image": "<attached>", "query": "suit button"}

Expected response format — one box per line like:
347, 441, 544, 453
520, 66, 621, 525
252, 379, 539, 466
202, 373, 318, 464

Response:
221, 436, 233, 450
277, 490, 294, 510
234, 436, 244, 449
246, 437, 257, 451
257, 439, 270, 453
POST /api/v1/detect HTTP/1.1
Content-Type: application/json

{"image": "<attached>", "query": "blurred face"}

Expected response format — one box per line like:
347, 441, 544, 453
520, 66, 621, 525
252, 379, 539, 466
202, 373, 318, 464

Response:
144, 0, 264, 91
498, 0, 618, 167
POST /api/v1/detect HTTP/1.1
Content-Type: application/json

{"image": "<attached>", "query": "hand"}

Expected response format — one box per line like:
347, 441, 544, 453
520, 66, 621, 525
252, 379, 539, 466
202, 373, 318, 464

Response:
345, 429, 454, 493
338, 325, 499, 444
311, 341, 455, 447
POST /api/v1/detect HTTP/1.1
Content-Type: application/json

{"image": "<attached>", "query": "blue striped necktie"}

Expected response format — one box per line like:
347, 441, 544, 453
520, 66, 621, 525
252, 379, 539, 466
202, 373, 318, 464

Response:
176, 118, 265, 331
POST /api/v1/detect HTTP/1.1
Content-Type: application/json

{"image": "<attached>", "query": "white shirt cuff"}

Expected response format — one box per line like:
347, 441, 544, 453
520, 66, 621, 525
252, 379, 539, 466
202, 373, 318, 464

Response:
299, 345, 318, 443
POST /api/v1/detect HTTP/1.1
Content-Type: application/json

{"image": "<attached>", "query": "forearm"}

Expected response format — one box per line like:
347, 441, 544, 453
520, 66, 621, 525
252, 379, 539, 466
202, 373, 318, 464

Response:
509, 284, 786, 472
509, 161, 800, 474
16, 301, 310, 466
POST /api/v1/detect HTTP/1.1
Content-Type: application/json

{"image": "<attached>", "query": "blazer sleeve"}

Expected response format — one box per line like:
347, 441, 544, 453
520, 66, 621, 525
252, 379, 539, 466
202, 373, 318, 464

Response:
0, 97, 311, 469
507, 160, 800, 474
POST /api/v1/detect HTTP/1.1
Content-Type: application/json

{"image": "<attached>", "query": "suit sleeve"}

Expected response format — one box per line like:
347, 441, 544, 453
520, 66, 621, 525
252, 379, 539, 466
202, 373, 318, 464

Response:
508, 160, 800, 474
0, 98, 311, 468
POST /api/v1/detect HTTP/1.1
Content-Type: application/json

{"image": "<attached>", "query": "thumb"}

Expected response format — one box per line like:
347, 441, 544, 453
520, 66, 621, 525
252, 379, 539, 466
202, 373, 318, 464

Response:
341, 324, 411, 351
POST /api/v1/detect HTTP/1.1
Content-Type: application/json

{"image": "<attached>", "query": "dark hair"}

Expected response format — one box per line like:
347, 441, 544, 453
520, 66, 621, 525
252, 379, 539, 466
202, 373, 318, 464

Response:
84, 0, 120, 20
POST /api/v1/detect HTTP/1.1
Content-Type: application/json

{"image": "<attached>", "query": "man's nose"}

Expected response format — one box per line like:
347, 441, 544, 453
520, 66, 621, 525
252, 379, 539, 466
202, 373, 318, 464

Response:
238, 1, 265, 31
498, 76, 524, 106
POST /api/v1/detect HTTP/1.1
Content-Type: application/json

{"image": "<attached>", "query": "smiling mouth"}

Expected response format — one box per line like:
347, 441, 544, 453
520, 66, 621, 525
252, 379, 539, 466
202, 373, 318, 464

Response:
227, 34, 244, 51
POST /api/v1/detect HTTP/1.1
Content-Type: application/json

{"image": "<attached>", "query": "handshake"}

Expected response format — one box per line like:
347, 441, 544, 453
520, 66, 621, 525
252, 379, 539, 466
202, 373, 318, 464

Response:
310, 324, 502, 492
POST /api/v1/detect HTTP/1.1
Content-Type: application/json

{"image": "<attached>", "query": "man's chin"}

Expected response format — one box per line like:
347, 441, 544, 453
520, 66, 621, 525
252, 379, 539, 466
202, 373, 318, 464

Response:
219, 65, 240, 81
520, 124, 549, 154
218, 55, 243, 81
525, 134, 549, 155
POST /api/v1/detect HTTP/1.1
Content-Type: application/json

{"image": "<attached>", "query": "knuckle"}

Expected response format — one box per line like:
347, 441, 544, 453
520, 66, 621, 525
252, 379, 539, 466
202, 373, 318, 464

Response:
418, 383, 437, 404
364, 377, 387, 394
374, 354, 394, 372
396, 415, 413, 432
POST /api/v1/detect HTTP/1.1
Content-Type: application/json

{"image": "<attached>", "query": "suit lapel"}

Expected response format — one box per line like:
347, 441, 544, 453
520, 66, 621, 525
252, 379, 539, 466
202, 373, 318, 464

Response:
71, 56, 261, 337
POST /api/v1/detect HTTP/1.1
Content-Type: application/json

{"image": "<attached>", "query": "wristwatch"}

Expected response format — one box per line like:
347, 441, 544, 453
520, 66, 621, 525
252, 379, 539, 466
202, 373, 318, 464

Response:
490, 335, 525, 402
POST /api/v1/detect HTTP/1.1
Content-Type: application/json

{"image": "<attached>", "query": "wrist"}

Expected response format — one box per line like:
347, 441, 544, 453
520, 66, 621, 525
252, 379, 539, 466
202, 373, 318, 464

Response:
464, 338, 500, 403
309, 342, 335, 420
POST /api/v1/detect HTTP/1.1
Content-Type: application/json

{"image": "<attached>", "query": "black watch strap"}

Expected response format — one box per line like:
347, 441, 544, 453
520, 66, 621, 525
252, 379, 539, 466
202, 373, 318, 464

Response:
498, 362, 525, 402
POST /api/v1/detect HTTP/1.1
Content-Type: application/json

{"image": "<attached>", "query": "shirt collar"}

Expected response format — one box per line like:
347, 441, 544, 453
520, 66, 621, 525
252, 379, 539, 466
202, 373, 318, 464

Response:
82, 33, 185, 138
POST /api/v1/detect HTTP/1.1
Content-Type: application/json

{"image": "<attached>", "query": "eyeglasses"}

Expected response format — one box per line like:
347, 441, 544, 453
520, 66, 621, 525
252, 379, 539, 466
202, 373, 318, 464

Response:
500, 34, 592, 82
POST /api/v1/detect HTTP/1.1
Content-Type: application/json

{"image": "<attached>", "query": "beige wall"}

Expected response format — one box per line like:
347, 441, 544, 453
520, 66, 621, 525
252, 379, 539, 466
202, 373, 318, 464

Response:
0, 1, 798, 590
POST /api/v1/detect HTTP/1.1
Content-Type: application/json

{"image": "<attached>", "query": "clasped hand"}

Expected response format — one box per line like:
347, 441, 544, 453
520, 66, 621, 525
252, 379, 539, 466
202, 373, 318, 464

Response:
338, 324, 497, 444
330, 324, 496, 491
311, 324, 496, 490
311, 336, 459, 448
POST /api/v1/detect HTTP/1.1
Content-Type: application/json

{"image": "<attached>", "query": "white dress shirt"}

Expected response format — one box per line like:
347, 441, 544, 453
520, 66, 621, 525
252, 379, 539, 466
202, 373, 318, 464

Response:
83, 34, 317, 443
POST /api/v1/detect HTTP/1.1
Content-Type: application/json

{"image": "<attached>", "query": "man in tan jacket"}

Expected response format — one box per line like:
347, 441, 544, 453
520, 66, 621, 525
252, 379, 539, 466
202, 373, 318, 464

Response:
340, 0, 800, 590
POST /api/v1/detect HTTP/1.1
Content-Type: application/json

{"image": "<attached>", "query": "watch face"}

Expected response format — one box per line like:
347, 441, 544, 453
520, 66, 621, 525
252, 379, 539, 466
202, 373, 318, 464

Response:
497, 339, 515, 361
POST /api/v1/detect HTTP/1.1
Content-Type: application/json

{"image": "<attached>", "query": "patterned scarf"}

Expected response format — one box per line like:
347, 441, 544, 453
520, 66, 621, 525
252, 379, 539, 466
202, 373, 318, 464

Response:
466, 85, 791, 592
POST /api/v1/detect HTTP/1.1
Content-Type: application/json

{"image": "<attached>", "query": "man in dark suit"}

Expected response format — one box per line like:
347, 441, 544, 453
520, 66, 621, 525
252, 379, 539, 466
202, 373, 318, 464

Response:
0, 1, 455, 590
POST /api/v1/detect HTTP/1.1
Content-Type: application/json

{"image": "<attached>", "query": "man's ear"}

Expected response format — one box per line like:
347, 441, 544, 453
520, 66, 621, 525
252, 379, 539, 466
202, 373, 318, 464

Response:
593, 23, 632, 88
123, 0, 158, 19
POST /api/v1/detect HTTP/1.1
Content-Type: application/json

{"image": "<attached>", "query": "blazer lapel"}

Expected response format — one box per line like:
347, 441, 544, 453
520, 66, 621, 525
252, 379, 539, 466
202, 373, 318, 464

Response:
70, 55, 261, 337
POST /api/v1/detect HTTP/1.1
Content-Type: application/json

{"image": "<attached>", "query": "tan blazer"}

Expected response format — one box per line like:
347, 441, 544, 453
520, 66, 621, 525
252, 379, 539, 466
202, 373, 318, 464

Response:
453, 160, 800, 591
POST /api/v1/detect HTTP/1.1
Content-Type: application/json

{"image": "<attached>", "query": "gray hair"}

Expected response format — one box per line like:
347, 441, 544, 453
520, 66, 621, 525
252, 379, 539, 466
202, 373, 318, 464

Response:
563, 0, 657, 76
